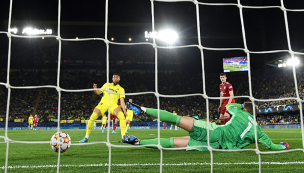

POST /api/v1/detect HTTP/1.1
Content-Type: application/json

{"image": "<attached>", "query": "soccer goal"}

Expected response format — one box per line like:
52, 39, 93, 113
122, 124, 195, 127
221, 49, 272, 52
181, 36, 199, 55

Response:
1, 0, 304, 173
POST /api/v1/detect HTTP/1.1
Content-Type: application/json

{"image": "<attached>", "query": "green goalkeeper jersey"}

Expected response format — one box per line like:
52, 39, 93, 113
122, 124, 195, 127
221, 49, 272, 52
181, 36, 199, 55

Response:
215, 103, 274, 149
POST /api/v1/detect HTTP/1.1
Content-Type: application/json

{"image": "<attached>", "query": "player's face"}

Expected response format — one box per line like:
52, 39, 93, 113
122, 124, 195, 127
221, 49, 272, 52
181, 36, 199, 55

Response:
112, 75, 120, 84
129, 99, 132, 103
220, 75, 227, 83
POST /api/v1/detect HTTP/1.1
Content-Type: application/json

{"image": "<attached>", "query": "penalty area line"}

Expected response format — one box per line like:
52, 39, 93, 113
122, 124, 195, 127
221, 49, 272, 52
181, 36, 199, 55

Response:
2, 162, 304, 169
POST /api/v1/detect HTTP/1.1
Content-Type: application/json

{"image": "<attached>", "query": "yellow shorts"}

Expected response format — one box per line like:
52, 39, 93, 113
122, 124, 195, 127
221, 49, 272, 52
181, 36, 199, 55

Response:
126, 115, 133, 121
95, 102, 119, 115
29, 121, 33, 125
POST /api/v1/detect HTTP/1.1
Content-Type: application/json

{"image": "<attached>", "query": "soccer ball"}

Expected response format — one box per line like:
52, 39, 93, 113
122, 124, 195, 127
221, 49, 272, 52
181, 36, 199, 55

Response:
50, 132, 71, 153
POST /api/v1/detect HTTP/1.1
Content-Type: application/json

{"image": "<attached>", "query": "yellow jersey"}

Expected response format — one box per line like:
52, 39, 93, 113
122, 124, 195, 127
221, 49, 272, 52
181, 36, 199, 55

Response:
28, 116, 33, 122
173, 113, 177, 115
99, 83, 125, 103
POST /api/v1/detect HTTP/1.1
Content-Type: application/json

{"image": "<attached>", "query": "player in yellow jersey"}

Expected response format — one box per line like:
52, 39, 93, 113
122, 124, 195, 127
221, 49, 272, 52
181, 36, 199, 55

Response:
170, 111, 178, 130
101, 113, 119, 134
28, 114, 33, 130
125, 99, 135, 133
101, 115, 107, 130
79, 73, 127, 143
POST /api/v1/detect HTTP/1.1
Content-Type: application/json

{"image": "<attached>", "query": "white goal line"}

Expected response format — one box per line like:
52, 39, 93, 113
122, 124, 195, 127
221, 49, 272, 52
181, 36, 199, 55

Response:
1, 161, 304, 169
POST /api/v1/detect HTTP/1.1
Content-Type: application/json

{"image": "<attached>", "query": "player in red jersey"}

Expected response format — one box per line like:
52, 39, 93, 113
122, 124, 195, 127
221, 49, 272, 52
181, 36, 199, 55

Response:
33, 114, 39, 130
218, 73, 235, 125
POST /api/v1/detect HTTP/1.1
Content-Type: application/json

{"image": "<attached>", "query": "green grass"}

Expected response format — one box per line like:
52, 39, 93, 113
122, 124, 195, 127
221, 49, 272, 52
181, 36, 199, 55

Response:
0, 129, 303, 173
224, 65, 248, 72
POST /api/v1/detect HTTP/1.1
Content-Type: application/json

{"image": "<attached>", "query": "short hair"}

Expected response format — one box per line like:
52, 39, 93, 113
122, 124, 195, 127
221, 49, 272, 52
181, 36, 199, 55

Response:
113, 73, 120, 77
243, 102, 254, 115
220, 73, 226, 76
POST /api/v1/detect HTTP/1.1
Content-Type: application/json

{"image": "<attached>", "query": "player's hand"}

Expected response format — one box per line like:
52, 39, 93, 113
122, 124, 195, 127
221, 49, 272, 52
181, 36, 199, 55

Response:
218, 106, 221, 112
124, 111, 127, 117
93, 83, 97, 89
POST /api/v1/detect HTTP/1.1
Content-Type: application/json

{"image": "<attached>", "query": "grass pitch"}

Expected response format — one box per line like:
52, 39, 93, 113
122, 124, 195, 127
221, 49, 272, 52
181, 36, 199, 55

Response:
0, 128, 303, 173
224, 64, 248, 72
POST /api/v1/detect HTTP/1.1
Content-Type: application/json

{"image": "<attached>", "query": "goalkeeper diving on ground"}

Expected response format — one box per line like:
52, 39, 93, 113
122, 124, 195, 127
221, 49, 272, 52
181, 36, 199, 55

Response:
122, 102, 290, 151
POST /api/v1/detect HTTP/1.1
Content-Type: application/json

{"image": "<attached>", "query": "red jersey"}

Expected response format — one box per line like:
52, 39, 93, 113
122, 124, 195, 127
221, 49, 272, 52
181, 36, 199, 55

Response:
219, 82, 235, 104
34, 116, 39, 123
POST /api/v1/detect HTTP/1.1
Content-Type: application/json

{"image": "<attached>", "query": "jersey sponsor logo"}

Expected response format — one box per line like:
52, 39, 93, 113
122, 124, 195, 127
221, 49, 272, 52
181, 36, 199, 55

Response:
109, 88, 118, 93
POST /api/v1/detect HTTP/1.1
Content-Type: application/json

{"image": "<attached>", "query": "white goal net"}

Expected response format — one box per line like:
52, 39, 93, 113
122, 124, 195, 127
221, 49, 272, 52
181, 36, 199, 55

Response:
1, 0, 304, 173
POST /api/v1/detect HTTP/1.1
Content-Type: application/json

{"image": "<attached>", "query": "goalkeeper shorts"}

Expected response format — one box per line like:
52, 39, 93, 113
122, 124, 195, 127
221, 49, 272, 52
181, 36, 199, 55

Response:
187, 119, 220, 151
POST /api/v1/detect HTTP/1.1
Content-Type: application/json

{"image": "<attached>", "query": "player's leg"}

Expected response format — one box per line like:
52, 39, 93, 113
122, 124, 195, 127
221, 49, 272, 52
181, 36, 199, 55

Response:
142, 107, 195, 133
175, 125, 177, 130
113, 106, 126, 137
170, 124, 173, 130
123, 135, 190, 149
125, 119, 130, 133
224, 111, 231, 124
112, 118, 118, 134
101, 115, 107, 133
220, 104, 226, 125
80, 107, 104, 143
163, 122, 166, 130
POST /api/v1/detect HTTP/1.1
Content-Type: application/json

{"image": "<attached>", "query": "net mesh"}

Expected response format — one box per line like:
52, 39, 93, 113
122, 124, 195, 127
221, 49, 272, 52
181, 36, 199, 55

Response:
1, 0, 304, 173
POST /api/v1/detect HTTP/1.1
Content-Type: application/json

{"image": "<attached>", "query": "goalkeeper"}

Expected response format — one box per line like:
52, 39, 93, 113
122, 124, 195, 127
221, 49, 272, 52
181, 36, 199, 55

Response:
122, 102, 289, 151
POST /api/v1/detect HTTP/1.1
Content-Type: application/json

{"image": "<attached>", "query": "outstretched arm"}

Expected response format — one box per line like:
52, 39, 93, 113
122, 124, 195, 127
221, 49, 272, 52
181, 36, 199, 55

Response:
93, 83, 103, 95
258, 131, 288, 150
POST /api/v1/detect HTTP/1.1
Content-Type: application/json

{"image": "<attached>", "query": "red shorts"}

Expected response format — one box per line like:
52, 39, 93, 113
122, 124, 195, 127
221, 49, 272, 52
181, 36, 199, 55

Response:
34, 121, 38, 125
110, 114, 117, 120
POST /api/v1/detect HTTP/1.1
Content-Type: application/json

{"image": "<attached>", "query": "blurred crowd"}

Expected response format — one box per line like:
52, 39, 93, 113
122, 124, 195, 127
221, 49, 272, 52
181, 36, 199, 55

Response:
0, 67, 304, 124
257, 114, 301, 125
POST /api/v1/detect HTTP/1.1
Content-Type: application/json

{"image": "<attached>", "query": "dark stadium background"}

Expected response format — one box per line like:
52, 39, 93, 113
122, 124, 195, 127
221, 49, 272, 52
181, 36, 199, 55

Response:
1, 0, 304, 72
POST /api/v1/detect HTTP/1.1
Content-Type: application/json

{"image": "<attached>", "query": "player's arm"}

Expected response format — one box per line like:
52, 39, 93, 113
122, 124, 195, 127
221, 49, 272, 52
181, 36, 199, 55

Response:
257, 130, 288, 150
93, 83, 103, 95
228, 84, 234, 104
120, 97, 127, 117
218, 92, 223, 112
228, 90, 234, 104
119, 88, 127, 117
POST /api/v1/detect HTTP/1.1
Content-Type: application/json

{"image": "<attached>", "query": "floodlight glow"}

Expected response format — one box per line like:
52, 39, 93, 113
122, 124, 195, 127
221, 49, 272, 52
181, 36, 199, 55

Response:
287, 57, 299, 66
76, 37, 79, 39
111, 38, 114, 41
278, 64, 283, 68
22, 28, 52, 35
146, 38, 148, 41
283, 63, 287, 67
129, 38, 132, 41
9, 28, 18, 34
144, 30, 178, 43
158, 30, 178, 43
